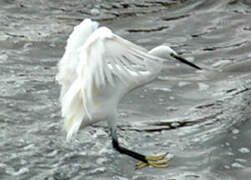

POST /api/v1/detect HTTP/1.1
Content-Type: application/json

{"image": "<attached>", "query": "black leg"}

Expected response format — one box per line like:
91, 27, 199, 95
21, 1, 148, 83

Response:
110, 128, 147, 163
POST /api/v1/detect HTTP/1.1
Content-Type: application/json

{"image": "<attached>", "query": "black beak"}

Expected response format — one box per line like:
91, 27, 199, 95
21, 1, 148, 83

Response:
170, 53, 202, 70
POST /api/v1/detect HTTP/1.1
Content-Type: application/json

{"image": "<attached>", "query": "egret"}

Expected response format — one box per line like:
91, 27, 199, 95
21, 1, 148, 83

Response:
56, 18, 201, 169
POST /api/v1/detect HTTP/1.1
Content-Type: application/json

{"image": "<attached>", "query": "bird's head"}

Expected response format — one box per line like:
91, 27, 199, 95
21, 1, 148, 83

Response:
149, 45, 201, 70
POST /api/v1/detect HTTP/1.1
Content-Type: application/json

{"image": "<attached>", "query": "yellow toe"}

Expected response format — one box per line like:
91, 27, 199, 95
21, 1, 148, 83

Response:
148, 159, 170, 168
136, 162, 149, 169
136, 153, 171, 170
145, 153, 168, 161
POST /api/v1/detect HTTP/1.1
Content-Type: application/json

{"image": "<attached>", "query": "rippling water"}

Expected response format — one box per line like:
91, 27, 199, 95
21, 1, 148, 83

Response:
1, 0, 251, 179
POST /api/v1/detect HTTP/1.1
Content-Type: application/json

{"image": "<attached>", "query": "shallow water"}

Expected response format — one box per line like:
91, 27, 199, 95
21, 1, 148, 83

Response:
1, 0, 251, 179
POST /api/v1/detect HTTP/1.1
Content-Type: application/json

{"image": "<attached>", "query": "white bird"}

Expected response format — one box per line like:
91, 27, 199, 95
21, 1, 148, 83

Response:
56, 18, 201, 169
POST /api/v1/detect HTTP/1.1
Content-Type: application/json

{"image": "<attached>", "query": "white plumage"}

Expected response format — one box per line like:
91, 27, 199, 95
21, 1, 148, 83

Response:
56, 18, 200, 141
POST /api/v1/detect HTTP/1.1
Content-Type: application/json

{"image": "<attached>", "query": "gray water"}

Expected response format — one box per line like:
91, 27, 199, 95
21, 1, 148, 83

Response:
1, 0, 251, 179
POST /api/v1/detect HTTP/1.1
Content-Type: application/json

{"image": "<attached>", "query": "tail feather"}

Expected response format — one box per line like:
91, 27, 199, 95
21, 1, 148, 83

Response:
61, 79, 89, 140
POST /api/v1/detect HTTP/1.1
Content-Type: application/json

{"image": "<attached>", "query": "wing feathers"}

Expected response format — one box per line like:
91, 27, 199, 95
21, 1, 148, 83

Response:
56, 19, 99, 99
78, 27, 165, 107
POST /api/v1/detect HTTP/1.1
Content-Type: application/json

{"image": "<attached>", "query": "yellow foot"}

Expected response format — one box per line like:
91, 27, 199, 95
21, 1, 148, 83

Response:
136, 153, 170, 169
146, 153, 168, 161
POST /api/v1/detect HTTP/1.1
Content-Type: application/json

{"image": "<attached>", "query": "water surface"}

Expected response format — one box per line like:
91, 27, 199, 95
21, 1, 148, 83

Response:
0, 0, 251, 179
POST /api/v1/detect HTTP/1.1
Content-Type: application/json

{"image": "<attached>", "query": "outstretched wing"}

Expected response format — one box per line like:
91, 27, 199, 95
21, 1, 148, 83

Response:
56, 19, 99, 99
77, 27, 165, 109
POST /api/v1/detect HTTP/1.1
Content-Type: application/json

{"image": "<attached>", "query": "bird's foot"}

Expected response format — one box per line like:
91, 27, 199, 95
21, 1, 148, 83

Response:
136, 153, 170, 169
